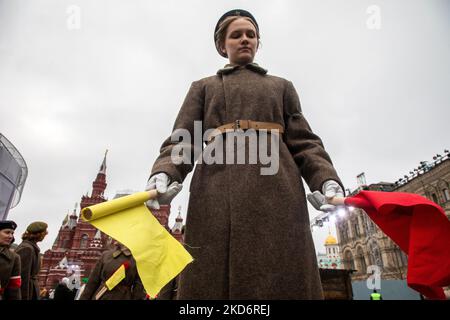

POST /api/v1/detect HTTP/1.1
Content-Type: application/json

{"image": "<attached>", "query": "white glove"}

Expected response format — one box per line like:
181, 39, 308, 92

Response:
307, 180, 344, 212
145, 173, 182, 209
322, 180, 344, 199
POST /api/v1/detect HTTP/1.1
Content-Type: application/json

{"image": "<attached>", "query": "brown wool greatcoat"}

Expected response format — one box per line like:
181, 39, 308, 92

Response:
79, 247, 146, 300
0, 246, 22, 300
15, 240, 41, 300
151, 63, 344, 299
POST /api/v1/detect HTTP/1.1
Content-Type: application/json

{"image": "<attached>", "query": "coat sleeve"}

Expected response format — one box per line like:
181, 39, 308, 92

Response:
5, 254, 22, 300
156, 277, 177, 300
79, 258, 103, 300
16, 246, 32, 300
283, 80, 344, 193
131, 273, 146, 300
150, 81, 204, 183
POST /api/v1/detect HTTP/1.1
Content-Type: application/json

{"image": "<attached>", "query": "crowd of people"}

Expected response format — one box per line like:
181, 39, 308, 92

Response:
0, 220, 155, 301
0, 220, 48, 300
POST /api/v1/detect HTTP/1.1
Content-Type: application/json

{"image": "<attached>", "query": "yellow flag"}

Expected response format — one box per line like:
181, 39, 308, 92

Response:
105, 264, 126, 290
81, 191, 193, 297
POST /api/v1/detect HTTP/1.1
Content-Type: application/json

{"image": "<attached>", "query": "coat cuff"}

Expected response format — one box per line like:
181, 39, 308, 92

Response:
150, 163, 183, 184
310, 174, 345, 196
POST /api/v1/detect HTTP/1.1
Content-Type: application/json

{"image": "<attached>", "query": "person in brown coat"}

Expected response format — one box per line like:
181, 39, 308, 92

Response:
15, 221, 48, 300
0, 220, 21, 300
146, 9, 344, 299
79, 242, 146, 300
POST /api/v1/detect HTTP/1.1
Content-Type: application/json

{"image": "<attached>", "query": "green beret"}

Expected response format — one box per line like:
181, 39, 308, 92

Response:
26, 221, 48, 234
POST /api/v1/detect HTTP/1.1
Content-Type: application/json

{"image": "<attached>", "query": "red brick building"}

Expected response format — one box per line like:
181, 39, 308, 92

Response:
38, 152, 184, 290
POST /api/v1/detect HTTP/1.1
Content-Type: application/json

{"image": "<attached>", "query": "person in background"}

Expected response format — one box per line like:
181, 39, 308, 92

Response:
370, 289, 383, 300
39, 287, 49, 300
74, 277, 89, 300
0, 220, 21, 300
15, 221, 48, 300
80, 241, 146, 300
48, 288, 55, 300
53, 277, 76, 301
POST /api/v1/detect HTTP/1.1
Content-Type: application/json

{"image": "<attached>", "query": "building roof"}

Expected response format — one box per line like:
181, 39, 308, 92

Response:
325, 234, 337, 245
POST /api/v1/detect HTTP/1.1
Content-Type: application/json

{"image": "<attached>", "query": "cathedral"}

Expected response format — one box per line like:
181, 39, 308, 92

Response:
317, 231, 342, 270
38, 152, 184, 291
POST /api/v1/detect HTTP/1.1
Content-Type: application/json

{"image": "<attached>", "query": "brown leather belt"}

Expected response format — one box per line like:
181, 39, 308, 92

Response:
207, 120, 284, 142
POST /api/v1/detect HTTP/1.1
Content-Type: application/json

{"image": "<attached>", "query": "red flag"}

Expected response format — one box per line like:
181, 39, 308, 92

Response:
345, 191, 450, 300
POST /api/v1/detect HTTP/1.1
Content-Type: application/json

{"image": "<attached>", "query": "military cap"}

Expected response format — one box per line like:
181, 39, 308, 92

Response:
26, 221, 48, 234
0, 220, 17, 231
214, 9, 259, 57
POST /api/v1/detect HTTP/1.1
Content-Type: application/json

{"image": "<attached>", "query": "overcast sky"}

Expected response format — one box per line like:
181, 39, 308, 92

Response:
1, 0, 449, 254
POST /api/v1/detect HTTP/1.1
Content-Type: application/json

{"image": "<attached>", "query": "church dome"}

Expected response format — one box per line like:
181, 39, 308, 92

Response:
325, 234, 337, 245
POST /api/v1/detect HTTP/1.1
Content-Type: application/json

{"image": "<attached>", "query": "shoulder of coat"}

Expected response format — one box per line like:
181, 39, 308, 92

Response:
264, 74, 290, 84
0, 246, 17, 261
17, 240, 38, 253
194, 75, 220, 86
102, 248, 116, 257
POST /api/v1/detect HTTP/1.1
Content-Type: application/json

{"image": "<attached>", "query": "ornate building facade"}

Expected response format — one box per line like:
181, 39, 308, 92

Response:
317, 231, 343, 269
336, 153, 449, 281
38, 152, 184, 290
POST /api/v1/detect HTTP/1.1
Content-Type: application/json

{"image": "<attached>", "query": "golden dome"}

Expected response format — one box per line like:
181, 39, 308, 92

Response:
324, 234, 337, 245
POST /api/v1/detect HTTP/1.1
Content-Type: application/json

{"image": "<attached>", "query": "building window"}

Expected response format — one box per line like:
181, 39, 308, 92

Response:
432, 193, 438, 204
356, 247, 366, 274
344, 251, 355, 270
400, 250, 408, 267
62, 238, 69, 248
354, 223, 360, 237
369, 221, 376, 234
443, 188, 450, 202
80, 234, 88, 248
339, 224, 348, 243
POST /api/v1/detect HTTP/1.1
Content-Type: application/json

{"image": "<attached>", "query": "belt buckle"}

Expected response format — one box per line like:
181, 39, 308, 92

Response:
233, 120, 240, 131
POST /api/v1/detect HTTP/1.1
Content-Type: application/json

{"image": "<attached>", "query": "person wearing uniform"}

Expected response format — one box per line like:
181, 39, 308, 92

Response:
370, 289, 383, 300
74, 277, 89, 300
0, 220, 22, 300
79, 242, 146, 300
53, 277, 76, 301
15, 221, 48, 300
145, 9, 344, 299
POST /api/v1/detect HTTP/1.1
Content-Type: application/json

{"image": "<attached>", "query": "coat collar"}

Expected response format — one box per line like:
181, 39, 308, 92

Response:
217, 62, 268, 76
22, 240, 40, 253
0, 246, 14, 261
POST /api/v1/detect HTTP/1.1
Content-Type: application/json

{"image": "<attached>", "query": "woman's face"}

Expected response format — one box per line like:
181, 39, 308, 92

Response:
222, 18, 258, 66
0, 229, 15, 246
37, 230, 48, 242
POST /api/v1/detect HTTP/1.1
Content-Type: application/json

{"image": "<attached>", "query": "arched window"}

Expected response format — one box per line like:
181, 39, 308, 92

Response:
344, 250, 355, 270
354, 223, 360, 237
356, 247, 367, 274
80, 234, 89, 248
339, 225, 347, 243
399, 250, 408, 267
443, 188, 450, 202
432, 193, 438, 204
62, 238, 69, 248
